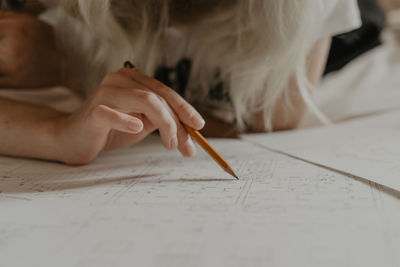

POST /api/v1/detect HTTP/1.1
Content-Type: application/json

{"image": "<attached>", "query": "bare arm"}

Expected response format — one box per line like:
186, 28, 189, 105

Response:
0, 11, 65, 90
0, 10, 209, 163
0, 97, 65, 161
0, 68, 205, 163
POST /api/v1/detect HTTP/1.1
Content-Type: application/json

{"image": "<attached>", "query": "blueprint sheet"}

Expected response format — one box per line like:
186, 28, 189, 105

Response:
1, 136, 400, 267
244, 110, 400, 192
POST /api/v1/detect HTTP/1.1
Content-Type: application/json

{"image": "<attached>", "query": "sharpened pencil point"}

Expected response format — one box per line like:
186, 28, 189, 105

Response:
225, 167, 239, 180
183, 124, 238, 180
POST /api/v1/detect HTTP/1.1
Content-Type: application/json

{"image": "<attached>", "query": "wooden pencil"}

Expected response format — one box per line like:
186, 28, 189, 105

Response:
184, 125, 239, 180
123, 61, 238, 179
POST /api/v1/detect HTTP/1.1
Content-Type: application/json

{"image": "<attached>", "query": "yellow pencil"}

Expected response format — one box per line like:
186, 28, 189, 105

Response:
184, 125, 239, 180
123, 61, 238, 179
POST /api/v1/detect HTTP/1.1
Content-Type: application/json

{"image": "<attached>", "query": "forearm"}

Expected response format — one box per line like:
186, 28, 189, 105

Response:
0, 97, 65, 161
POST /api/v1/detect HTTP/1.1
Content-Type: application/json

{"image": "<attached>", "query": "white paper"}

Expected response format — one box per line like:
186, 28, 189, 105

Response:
244, 109, 400, 193
300, 30, 400, 128
2, 136, 400, 267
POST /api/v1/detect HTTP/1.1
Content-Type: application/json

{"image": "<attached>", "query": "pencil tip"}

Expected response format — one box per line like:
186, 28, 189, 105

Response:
225, 167, 239, 180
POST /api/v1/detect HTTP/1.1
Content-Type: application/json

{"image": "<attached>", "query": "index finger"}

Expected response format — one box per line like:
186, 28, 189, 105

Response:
118, 68, 205, 130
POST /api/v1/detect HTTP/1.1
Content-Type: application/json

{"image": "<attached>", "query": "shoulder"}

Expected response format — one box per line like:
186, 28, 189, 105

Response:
315, 0, 362, 39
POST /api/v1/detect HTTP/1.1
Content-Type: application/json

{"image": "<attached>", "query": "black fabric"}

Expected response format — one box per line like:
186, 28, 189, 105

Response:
3, 0, 26, 10
154, 58, 191, 97
324, 0, 386, 75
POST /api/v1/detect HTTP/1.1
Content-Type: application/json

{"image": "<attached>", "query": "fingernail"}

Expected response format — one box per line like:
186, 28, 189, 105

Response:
169, 136, 178, 150
191, 114, 205, 129
128, 119, 142, 132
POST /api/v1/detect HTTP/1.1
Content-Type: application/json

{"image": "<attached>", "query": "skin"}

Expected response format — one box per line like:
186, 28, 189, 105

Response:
0, 11, 65, 89
0, 66, 205, 164
0, 11, 331, 164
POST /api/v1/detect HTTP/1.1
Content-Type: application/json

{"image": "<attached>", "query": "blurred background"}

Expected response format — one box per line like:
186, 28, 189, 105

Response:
300, 0, 400, 127
2, 0, 400, 130
380, 0, 400, 10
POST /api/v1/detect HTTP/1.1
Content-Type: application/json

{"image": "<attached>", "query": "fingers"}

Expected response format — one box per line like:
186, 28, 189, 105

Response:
180, 134, 196, 157
117, 68, 205, 130
102, 115, 157, 152
100, 71, 134, 88
94, 73, 179, 151
102, 88, 178, 150
94, 71, 202, 155
133, 90, 178, 150
90, 105, 144, 134
164, 104, 197, 157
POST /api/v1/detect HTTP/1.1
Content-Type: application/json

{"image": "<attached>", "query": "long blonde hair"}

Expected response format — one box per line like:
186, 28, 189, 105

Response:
54, 0, 324, 131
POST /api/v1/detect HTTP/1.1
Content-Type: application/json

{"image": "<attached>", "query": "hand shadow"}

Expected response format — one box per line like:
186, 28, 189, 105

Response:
0, 156, 233, 194
0, 158, 157, 194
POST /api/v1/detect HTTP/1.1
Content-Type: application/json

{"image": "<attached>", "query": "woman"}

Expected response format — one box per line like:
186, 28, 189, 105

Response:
0, 0, 363, 164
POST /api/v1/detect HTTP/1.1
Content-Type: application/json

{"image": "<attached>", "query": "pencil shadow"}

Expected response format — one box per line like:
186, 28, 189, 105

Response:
0, 173, 157, 194
0, 145, 238, 195
139, 178, 232, 183
0, 175, 232, 194
0, 156, 233, 194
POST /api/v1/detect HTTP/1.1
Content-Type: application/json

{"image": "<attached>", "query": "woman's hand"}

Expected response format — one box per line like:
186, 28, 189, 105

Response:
56, 68, 205, 165
0, 11, 65, 89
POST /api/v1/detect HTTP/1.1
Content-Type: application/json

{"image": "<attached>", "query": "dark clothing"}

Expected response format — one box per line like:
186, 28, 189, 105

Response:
0, 0, 44, 14
324, 0, 386, 75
